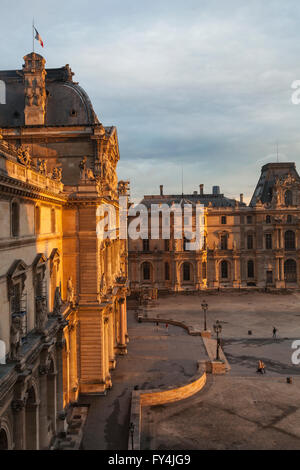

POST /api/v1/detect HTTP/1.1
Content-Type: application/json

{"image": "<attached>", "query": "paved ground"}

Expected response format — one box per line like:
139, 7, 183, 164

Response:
140, 291, 300, 450
79, 310, 207, 450
150, 291, 300, 339
142, 376, 300, 450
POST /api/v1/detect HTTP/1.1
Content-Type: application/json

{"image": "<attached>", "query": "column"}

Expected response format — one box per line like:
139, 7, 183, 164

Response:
38, 366, 49, 449
12, 400, 26, 450
108, 311, 116, 369
117, 298, 127, 355
56, 340, 66, 434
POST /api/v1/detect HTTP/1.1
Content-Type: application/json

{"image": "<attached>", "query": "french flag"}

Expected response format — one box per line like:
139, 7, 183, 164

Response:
34, 27, 44, 48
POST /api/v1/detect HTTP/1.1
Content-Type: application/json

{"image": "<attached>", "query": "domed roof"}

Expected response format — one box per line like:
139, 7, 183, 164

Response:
0, 55, 99, 127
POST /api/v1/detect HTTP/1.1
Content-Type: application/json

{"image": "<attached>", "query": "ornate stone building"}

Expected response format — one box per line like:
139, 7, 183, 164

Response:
129, 162, 300, 292
0, 53, 129, 449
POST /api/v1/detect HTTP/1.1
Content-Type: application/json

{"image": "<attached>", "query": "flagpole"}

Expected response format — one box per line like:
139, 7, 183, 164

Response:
32, 18, 34, 53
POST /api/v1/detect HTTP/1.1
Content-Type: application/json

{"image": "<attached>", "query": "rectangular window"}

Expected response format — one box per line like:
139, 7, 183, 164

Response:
247, 216, 253, 224
143, 239, 150, 251
221, 216, 227, 225
164, 239, 170, 251
265, 234, 272, 250
247, 234, 253, 250
221, 235, 228, 250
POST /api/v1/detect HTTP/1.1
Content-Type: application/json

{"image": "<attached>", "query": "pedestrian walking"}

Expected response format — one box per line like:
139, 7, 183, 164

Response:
155, 321, 159, 332
273, 326, 277, 339
166, 323, 169, 335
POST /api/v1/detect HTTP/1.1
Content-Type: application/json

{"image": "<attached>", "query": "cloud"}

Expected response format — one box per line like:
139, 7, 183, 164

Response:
2, 1, 300, 201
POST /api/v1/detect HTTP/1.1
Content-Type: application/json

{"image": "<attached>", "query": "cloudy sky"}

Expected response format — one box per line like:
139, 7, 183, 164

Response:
1, 0, 300, 202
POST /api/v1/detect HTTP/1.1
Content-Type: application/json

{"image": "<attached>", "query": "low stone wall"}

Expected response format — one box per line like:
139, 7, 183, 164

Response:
128, 364, 207, 450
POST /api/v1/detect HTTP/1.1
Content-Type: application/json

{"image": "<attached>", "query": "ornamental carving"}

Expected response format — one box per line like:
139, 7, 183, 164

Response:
10, 316, 22, 361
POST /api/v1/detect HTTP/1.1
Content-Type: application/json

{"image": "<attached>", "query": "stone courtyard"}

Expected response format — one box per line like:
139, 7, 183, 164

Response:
80, 291, 300, 450
139, 291, 300, 450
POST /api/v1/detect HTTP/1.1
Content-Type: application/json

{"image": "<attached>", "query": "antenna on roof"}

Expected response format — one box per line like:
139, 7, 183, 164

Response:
181, 165, 184, 196
276, 142, 279, 163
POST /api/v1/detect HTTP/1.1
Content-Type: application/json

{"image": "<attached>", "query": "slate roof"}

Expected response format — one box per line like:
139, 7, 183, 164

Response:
141, 193, 245, 208
0, 64, 99, 127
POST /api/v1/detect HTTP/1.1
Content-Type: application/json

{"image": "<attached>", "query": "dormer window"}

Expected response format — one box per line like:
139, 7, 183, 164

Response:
285, 190, 293, 207
70, 109, 77, 117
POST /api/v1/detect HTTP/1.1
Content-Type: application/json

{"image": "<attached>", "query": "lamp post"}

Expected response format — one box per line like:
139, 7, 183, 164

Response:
129, 422, 135, 450
201, 300, 208, 331
213, 320, 222, 361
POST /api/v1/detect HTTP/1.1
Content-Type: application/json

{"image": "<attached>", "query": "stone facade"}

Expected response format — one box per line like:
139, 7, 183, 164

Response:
0, 53, 129, 449
129, 163, 300, 292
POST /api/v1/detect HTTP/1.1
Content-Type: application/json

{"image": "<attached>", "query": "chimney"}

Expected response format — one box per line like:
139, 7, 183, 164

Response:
160, 185, 163, 196
193, 191, 197, 195
23, 52, 47, 126
240, 193, 244, 203
200, 184, 204, 195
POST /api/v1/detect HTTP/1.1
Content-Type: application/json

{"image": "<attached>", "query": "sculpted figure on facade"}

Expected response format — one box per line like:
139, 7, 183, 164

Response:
118, 180, 130, 196
36, 297, 48, 332
66, 277, 75, 306
52, 166, 62, 181
79, 156, 95, 181
17, 146, 32, 167
53, 286, 63, 316
10, 316, 22, 360
100, 273, 107, 296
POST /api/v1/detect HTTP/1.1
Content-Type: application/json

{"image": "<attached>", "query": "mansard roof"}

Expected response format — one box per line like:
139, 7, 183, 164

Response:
141, 193, 244, 208
250, 162, 300, 207
0, 59, 99, 127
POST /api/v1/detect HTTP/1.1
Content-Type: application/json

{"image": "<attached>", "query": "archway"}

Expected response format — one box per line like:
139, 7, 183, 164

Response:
25, 385, 38, 450
0, 428, 8, 450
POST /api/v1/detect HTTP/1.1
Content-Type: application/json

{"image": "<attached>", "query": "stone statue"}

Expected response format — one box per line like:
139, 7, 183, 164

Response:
36, 297, 48, 332
53, 286, 63, 316
100, 273, 107, 295
10, 316, 22, 360
79, 156, 94, 180
52, 167, 62, 181
67, 277, 75, 305
17, 146, 32, 167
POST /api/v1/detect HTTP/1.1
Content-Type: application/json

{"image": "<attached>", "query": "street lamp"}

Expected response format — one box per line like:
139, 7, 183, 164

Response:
201, 300, 208, 331
213, 320, 222, 361
129, 422, 135, 450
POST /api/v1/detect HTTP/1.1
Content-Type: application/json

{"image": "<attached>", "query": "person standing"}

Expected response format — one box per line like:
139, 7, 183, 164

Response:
273, 326, 277, 339
166, 323, 169, 335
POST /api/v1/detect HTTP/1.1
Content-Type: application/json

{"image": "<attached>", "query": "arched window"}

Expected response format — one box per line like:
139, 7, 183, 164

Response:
221, 260, 228, 278
11, 201, 20, 237
51, 208, 56, 233
165, 262, 170, 280
183, 263, 191, 281
285, 190, 293, 206
221, 260, 228, 279
142, 262, 151, 281
247, 260, 254, 278
284, 259, 297, 282
285, 230, 295, 250
35, 206, 41, 235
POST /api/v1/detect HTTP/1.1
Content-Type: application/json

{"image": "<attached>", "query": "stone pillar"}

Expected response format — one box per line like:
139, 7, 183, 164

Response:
104, 316, 112, 387
106, 243, 112, 287
213, 259, 219, 288
108, 311, 116, 369
38, 365, 49, 449
12, 400, 26, 450
56, 340, 66, 435
117, 298, 127, 355
69, 323, 79, 402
